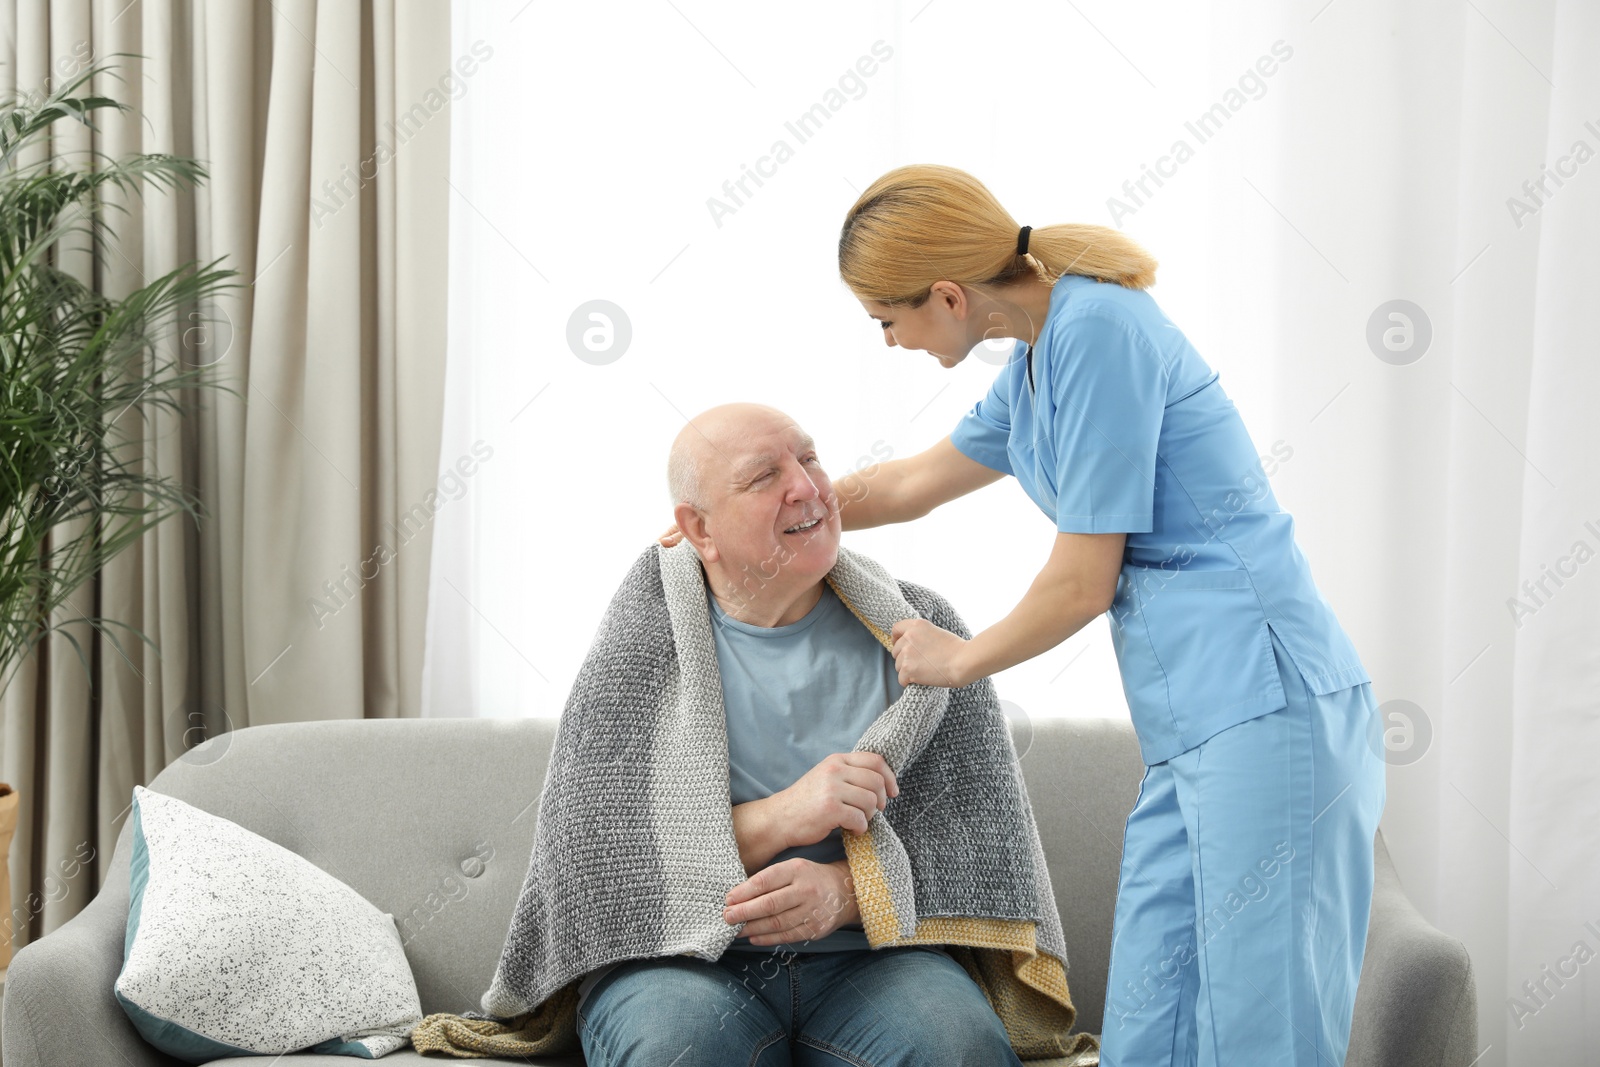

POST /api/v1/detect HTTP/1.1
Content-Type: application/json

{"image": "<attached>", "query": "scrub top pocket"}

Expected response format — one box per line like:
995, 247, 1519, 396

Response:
1109, 567, 1288, 764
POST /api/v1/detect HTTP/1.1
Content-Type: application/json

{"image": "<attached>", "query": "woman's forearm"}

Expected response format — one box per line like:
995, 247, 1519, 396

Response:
955, 531, 1126, 685
834, 438, 1005, 533
833, 457, 916, 531
959, 571, 1105, 683
960, 579, 1100, 681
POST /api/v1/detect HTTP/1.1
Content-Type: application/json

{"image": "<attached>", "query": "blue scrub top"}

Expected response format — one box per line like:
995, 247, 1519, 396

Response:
949, 273, 1370, 765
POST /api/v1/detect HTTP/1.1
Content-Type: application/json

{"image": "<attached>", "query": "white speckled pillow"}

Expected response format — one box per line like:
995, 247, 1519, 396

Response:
114, 785, 423, 1062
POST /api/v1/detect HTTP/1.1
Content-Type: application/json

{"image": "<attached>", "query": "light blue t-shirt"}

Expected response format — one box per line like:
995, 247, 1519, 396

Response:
575, 575, 927, 1011
710, 577, 904, 952
949, 272, 1371, 765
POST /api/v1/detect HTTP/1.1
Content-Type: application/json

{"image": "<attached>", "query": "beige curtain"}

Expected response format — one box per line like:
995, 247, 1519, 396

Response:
0, 0, 451, 955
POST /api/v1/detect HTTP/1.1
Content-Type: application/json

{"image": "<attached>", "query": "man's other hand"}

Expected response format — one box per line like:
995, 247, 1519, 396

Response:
723, 857, 858, 945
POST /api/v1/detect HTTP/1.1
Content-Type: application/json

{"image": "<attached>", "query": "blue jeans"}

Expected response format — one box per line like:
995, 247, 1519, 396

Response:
576, 945, 1026, 1067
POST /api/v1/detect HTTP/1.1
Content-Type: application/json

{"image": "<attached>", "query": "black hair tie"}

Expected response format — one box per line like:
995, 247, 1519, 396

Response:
1016, 225, 1032, 256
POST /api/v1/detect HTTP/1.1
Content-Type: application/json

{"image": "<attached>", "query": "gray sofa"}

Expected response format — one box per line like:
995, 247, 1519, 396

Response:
1, 715, 1477, 1066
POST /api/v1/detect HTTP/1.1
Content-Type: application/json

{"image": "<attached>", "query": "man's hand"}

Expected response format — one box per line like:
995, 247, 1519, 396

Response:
723, 858, 858, 945
657, 523, 683, 548
770, 752, 899, 847
889, 617, 973, 688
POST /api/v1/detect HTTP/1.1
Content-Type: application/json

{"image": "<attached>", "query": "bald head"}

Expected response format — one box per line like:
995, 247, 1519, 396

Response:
667, 403, 805, 511
666, 402, 841, 622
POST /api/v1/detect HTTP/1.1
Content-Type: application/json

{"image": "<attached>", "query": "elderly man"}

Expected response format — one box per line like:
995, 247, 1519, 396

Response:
572, 402, 1026, 1065
436, 401, 1095, 1066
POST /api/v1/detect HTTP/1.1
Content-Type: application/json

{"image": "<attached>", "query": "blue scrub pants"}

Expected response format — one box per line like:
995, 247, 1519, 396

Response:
1099, 628, 1387, 1067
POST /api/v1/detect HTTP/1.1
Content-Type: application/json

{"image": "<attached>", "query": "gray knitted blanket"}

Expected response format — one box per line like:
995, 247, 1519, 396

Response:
409, 540, 1100, 1064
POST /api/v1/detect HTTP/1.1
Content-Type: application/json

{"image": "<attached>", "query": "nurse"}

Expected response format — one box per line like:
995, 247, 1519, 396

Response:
806, 164, 1383, 1066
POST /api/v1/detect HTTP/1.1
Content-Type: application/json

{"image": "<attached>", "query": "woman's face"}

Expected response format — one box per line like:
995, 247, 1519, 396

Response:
858, 288, 975, 368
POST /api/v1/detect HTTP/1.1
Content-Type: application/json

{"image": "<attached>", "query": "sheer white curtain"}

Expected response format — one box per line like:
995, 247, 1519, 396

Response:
426, 2, 1599, 1064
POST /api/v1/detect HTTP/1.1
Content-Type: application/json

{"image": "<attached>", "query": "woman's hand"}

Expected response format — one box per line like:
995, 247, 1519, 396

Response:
889, 618, 973, 689
658, 523, 683, 547
723, 858, 858, 945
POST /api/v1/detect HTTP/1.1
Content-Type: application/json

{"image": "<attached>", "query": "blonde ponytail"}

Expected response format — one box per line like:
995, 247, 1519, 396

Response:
838, 164, 1158, 306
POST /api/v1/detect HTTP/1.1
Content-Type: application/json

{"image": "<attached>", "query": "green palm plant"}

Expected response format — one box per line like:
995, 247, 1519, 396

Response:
0, 59, 239, 695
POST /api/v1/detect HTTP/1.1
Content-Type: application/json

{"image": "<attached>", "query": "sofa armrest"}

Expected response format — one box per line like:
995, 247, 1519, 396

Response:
2, 869, 178, 1067
1345, 830, 1479, 1067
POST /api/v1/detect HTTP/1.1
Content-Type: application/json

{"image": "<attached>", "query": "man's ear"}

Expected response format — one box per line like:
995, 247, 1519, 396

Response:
673, 501, 717, 563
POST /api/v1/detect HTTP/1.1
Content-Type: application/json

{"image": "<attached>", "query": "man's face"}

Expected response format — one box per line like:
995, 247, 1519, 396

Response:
699, 412, 841, 591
